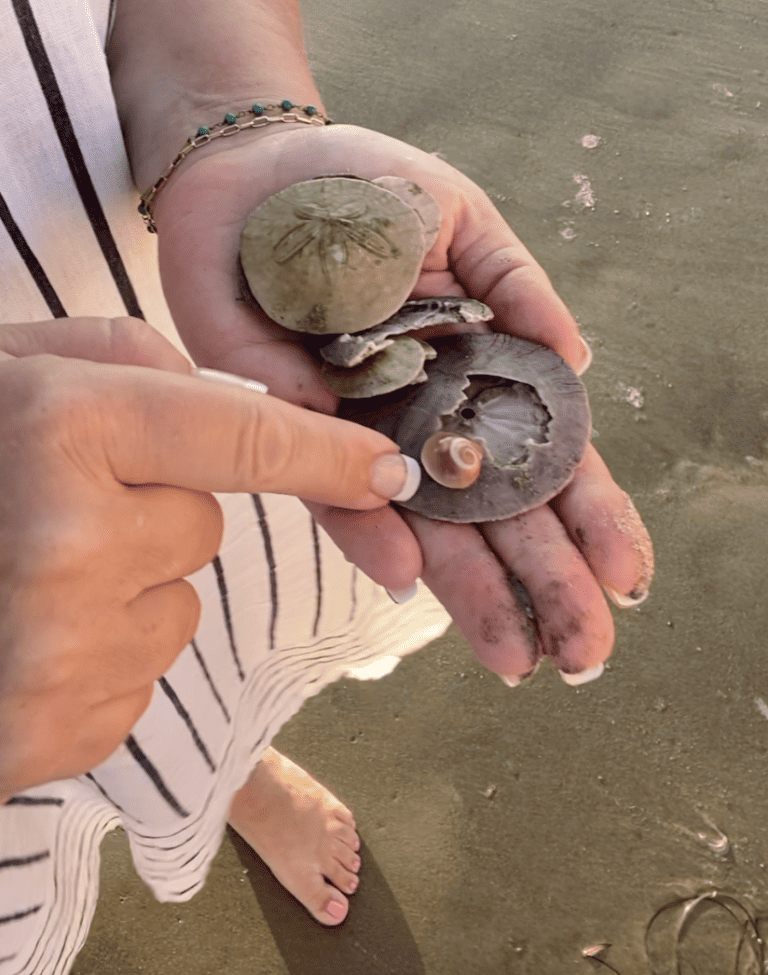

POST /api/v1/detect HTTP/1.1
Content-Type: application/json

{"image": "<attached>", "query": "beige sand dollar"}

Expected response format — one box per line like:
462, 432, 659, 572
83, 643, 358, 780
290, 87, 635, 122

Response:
240, 177, 434, 334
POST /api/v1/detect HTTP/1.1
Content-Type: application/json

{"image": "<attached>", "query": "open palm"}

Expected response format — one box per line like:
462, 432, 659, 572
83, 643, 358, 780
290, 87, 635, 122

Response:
153, 122, 653, 683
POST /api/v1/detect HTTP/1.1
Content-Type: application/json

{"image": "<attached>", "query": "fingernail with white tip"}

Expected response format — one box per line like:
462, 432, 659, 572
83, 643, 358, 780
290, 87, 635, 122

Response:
193, 367, 269, 394
386, 584, 418, 604
370, 454, 421, 502
499, 661, 540, 687
559, 663, 604, 686
575, 336, 593, 376
604, 585, 649, 608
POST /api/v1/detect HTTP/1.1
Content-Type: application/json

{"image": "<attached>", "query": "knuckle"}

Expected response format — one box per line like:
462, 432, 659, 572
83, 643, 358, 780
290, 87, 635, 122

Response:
106, 317, 187, 370
19, 357, 101, 441
155, 579, 201, 654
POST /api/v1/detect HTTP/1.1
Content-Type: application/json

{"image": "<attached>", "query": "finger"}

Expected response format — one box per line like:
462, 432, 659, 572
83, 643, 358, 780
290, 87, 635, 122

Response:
39, 358, 418, 509
305, 502, 422, 591
157, 175, 338, 412
0, 317, 191, 373
3, 684, 155, 793
118, 485, 224, 591
102, 578, 202, 697
481, 504, 614, 680
448, 203, 591, 374
551, 444, 655, 607
400, 510, 541, 680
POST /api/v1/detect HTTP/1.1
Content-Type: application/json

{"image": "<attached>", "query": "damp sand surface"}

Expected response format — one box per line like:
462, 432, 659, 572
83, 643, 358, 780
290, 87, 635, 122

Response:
72, 1, 768, 973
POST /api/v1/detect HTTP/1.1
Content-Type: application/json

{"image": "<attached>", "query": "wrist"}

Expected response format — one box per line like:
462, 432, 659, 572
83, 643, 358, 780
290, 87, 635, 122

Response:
136, 100, 331, 232
106, 0, 323, 189
128, 91, 328, 193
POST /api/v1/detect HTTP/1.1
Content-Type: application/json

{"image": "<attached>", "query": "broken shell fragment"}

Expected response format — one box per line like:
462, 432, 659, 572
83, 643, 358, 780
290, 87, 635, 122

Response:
340, 333, 591, 523
421, 432, 484, 489
320, 297, 493, 368
240, 176, 439, 334
321, 337, 436, 398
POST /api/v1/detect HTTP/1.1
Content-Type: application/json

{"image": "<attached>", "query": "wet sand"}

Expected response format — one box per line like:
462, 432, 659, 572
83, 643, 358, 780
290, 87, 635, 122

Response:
72, 1, 768, 972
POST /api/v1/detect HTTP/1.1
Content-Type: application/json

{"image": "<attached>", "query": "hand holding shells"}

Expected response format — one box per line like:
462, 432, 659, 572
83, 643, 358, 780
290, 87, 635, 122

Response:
239, 175, 591, 523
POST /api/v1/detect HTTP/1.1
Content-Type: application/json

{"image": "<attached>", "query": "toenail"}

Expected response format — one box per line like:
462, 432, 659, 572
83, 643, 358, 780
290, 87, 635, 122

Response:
325, 899, 347, 920
353, 856, 361, 870
348, 877, 358, 892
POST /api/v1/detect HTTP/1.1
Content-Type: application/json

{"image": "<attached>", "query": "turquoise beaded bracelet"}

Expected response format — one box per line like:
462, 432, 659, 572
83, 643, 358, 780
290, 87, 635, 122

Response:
138, 101, 333, 233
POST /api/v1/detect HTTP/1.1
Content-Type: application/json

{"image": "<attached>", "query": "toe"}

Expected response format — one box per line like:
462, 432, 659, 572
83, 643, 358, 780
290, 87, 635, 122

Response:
333, 805, 356, 830
289, 872, 351, 925
319, 892, 350, 925
331, 837, 361, 873
332, 822, 360, 852
324, 851, 360, 896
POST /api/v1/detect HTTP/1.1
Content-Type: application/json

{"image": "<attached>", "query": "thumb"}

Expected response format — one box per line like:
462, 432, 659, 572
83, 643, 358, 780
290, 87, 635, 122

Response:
92, 364, 420, 509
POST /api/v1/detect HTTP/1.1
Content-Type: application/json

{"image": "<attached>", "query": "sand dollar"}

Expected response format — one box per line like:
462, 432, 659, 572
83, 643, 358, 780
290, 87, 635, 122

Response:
341, 333, 592, 522
321, 337, 436, 398
240, 177, 430, 334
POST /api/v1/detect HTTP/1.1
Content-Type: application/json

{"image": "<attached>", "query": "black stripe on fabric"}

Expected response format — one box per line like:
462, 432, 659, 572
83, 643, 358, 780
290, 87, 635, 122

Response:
0, 903, 42, 925
212, 556, 244, 681
310, 517, 323, 638
0, 851, 49, 870
56, 803, 116, 975
172, 880, 202, 898
190, 638, 231, 723
83, 771, 132, 820
251, 495, 278, 650
348, 565, 359, 623
5, 796, 63, 807
0, 192, 66, 317
124, 735, 189, 818
11, 0, 145, 319
158, 677, 216, 773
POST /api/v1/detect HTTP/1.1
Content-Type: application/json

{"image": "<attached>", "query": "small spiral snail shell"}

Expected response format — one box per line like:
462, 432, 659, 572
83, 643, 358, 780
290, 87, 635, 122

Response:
420, 432, 485, 489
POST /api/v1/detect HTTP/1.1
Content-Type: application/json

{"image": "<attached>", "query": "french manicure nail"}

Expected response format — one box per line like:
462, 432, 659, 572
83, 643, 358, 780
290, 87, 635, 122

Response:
193, 366, 269, 394
499, 662, 540, 687
386, 584, 418, 604
370, 454, 421, 502
559, 663, 604, 686
575, 336, 593, 376
604, 585, 649, 608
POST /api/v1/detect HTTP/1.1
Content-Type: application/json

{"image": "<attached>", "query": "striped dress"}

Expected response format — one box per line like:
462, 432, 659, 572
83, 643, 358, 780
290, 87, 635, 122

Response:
0, 2, 451, 972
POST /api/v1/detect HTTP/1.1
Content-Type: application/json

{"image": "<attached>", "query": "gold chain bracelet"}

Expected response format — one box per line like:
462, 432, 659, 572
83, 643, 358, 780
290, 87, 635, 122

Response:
138, 101, 332, 232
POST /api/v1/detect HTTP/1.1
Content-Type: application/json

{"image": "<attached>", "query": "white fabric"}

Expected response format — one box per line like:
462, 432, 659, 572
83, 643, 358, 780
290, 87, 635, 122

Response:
0, 2, 451, 972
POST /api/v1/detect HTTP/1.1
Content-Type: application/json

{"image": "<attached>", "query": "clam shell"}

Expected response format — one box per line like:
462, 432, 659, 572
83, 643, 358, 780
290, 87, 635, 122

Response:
240, 177, 433, 334
340, 333, 591, 522
322, 338, 436, 398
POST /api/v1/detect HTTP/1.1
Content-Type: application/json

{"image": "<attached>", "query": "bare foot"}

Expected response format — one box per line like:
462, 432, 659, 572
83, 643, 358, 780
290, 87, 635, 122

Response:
228, 747, 361, 925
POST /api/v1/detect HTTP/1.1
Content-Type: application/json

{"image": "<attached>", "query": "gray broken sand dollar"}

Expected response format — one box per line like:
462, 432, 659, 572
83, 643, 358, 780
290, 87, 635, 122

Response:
320, 297, 493, 368
240, 176, 435, 334
340, 333, 591, 523
321, 338, 436, 398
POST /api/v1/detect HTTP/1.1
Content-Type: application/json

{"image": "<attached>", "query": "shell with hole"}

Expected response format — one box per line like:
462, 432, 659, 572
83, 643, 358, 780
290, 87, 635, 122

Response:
340, 333, 592, 523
